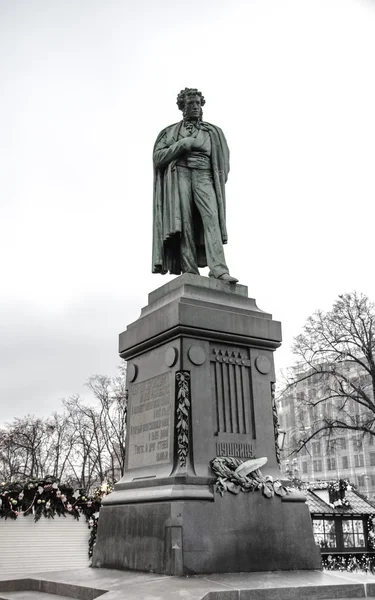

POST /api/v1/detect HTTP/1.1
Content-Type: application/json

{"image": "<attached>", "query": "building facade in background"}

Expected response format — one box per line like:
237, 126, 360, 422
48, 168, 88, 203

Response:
277, 362, 375, 500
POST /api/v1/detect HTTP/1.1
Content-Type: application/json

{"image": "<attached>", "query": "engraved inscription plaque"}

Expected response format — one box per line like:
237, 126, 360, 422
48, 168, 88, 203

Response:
216, 441, 254, 458
127, 372, 172, 469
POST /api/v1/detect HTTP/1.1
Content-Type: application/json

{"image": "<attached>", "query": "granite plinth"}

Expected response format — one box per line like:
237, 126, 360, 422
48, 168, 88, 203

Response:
94, 491, 320, 574
93, 275, 320, 574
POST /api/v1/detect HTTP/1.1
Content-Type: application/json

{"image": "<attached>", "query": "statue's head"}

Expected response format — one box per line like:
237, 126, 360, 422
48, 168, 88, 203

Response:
177, 88, 205, 121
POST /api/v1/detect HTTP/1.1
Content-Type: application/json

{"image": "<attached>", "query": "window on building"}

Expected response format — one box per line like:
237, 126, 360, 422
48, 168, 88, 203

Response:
339, 438, 347, 450
342, 519, 366, 548
353, 435, 363, 449
327, 457, 336, 470
354, 454, 365, 468
302, 462, 308, 474
370, 453, 375, 467
341, 413, 349, 425
312, 442, 321, 456
369, 436, 374, 446
371, 474, 375, 487
312, 519, 337, 549
321, 400, 332, 420
357, 475, 365, 488
313, 459, 322, 472
342, 456, 349, 469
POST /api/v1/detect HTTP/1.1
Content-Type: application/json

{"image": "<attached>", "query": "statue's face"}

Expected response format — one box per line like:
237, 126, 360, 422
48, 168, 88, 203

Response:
184, 94, 202, 120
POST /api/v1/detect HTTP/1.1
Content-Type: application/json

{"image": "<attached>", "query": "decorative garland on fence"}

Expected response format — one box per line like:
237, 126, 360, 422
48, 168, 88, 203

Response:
211, 457, 288, 499
327, 479, 351, 508
323, 553, 375, 572
0, 478, 112, 558
176, 371, 190, 467
368, 516, 375, 550
298, 479, 351, 508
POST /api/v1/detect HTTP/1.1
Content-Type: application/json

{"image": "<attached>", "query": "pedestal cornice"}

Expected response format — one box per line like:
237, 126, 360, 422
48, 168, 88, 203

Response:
119, 275, 282, 358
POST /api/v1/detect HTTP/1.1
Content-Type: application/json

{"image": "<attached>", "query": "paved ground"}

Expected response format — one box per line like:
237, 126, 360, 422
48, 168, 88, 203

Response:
2, 568, 375, 599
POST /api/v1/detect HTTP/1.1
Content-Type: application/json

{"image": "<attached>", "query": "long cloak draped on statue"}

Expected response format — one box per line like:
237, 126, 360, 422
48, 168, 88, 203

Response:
152, 121, 230, 275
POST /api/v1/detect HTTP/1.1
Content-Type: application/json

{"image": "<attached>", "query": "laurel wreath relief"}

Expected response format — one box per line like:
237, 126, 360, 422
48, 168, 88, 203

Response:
176, 371, 190, 467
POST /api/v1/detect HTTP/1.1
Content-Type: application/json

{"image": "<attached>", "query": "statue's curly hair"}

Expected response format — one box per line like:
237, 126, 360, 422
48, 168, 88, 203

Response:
176, 88, 206, 111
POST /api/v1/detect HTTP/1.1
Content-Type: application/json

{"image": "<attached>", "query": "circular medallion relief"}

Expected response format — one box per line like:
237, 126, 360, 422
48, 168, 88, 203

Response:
188, 345, 206, 366
127, 363, 138, 382
165, 346, 178, 367
255, 355, 271, 375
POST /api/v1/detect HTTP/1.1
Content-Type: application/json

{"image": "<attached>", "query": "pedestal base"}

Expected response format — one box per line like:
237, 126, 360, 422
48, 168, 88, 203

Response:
93, 490, 321, 574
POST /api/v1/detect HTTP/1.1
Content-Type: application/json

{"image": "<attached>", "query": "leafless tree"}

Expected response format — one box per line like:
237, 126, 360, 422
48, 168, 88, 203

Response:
0, 364, 127, 489
281, 292, 375, 453
44, 411, 76, 481
85, 362, 127, 482
0, 416, 51, 480
0, 428, 24, 480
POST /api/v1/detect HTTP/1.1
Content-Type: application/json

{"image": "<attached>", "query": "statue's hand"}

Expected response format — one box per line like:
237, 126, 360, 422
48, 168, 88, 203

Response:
180, 136, 195, 152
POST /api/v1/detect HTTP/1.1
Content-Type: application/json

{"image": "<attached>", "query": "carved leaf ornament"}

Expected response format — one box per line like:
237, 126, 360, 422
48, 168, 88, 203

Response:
271, 382, 281, 467
176, 371, 190, 466
211, 456, 289, 499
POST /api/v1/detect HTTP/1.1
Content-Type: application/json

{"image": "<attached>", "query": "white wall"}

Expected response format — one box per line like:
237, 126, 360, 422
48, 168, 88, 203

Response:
0, 515, 90, 578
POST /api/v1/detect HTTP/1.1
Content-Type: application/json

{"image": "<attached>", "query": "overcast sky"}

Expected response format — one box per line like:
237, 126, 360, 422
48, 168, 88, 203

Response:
1, 0, 375, 423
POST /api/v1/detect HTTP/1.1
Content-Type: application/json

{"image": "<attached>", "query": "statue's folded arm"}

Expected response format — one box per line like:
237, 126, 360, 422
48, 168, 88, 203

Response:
154, 137, 192, 169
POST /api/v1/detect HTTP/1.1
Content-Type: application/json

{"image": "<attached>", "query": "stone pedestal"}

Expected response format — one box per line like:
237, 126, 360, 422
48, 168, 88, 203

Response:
93, 275, 321, 574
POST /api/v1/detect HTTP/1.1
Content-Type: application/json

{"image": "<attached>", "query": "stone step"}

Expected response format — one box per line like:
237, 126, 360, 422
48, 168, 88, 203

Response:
0, 578, 107, 600
206, 590, 369, 600
1, 570, 373, 600
0, 593, 75, 600
1, 591, 367, 600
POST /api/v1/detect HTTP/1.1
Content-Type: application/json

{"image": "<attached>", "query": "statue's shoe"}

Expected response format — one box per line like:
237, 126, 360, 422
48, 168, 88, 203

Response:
218, 273, 239, 284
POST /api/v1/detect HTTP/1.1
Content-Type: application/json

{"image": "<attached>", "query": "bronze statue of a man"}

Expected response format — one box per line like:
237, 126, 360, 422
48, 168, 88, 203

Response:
152, 88, 238, 283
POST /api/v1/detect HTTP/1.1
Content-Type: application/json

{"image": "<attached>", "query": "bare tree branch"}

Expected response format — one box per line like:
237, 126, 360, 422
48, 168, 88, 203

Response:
279, 292, 375, 458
